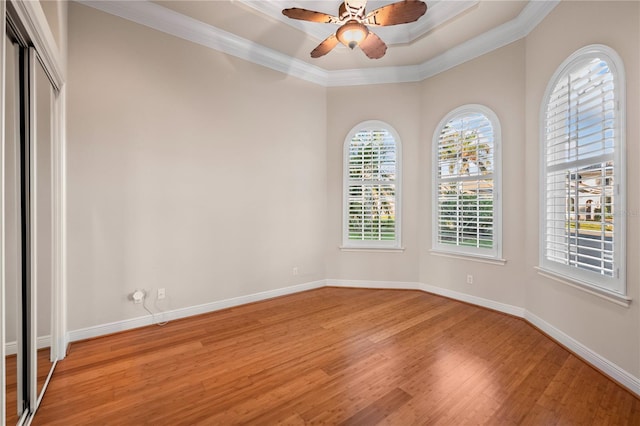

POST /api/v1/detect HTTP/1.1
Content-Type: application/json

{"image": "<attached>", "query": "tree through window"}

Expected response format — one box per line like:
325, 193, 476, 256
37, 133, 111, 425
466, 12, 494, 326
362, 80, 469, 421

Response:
433, 105, 501, 259
343, 121, 401, 249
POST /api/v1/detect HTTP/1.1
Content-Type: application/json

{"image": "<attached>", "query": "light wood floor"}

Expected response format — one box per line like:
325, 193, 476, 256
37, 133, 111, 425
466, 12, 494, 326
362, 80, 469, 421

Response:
33, 287, 640, 425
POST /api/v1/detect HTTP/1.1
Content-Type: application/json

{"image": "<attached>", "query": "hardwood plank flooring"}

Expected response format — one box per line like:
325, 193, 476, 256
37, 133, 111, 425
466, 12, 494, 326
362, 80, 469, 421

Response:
6, 348, 55, 424
32, 287, 640, 425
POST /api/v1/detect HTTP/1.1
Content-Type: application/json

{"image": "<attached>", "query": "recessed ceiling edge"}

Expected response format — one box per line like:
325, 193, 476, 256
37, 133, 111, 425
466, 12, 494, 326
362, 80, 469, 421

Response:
76, 0, 559, 87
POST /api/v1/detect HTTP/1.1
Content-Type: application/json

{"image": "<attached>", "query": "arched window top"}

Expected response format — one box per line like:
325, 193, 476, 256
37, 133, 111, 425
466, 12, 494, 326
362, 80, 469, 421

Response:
542, 45, 624, 111
434, 105, 501, 179
435, 104, 501, 134
342, 120, 402, 250
432, 104, 502, 260
344, 120, 401, 153
539, 44, 627, 299
542, 45, 625, 167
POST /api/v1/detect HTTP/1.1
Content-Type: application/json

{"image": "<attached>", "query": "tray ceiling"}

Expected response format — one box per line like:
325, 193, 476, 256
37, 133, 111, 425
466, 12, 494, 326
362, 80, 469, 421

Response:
81, 0, 559, 86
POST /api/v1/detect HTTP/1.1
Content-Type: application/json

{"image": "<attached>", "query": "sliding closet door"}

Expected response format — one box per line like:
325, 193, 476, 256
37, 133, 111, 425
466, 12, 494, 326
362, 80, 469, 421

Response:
4, 30, 26, 424
3, 2, 64, 423
3, 41, 57, 425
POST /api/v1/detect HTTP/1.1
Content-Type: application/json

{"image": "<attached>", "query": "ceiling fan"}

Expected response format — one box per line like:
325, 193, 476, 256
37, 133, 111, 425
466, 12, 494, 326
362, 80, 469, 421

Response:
282, 0, 427, 59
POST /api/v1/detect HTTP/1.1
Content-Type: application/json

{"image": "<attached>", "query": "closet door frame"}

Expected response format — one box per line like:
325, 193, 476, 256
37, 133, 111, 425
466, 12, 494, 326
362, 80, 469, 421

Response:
1, 1, 7, 423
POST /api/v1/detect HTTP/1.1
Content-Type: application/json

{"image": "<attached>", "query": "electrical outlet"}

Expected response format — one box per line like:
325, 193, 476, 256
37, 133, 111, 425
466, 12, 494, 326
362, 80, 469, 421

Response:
292, 267, 299, 276
158, 288, 166, 300
466, 274, 473, 284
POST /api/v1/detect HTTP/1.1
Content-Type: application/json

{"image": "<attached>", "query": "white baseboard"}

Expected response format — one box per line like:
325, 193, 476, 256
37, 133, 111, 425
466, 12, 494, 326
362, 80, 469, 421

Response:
524, 310, 640, 396
66, 280, 326, 344
326, 279, 526, 318
5, 335, 51, 356
326, 278, 421, 291
63, 278, 640, 397
418, 282, 526, 318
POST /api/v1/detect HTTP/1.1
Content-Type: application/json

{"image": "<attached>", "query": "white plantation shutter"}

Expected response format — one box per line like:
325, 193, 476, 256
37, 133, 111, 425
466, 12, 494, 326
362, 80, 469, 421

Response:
541, 46, 625, 295
343, 121, 401, 249
433, 105, 501, 258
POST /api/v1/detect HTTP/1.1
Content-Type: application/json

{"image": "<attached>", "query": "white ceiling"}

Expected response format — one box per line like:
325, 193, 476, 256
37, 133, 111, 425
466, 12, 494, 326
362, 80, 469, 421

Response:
81, 0, 559, 86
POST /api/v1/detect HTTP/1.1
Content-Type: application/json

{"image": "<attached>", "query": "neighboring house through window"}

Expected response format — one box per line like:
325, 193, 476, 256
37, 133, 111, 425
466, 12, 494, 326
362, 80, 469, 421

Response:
343, 121, 401, 249
432, 105, 502, 260
540, 45, 626, 297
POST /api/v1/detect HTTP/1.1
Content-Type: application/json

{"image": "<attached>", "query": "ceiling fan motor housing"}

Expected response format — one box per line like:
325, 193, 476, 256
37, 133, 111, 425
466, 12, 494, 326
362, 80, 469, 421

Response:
339, 1, 366, 21
336, 20, 369, 49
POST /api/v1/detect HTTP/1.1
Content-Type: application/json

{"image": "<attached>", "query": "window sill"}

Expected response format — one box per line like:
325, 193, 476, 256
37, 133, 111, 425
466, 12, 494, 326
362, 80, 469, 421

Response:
535, 267, 631, 308
428, 249, 507, 265
340, 246, 405, 253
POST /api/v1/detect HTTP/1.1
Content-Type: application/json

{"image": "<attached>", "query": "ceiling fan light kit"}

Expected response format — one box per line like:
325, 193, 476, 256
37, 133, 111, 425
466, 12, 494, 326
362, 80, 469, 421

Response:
336, 20, 369, 49
282, 0, 427, 59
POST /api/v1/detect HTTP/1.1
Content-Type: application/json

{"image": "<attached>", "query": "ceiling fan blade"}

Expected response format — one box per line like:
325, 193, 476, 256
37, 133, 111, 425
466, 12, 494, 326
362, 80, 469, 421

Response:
364, 0, 427, 26
311, 34, 340, 58
359, 31, 387, 59
282, 8, 339, 24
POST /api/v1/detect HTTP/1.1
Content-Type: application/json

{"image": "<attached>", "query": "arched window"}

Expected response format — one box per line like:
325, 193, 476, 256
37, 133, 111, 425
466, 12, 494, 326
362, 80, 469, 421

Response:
432, 105, 502, 259
540, 45, 626, 297
343, 121, 401, 249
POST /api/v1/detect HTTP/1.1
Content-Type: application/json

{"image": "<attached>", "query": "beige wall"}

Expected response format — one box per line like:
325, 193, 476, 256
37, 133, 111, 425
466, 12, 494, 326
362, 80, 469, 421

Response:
524, 1, 640, 375
325, 2, 639, 376
325, 83, 421, 282
66, 0, 639, 380
324, 40, 526, 297
66, 3, 327, 330
418, 40, 527, 309
39, 0, 67, 63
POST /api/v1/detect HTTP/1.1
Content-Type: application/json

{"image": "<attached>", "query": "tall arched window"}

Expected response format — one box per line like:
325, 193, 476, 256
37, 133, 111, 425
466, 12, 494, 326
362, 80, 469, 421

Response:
432, 105, 502, 259
343, 121, 401, 249
540, 45, 626, 297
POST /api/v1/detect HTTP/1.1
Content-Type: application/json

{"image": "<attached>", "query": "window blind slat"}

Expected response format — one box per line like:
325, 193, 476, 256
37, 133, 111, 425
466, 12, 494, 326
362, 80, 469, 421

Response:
347, 128, 398, 242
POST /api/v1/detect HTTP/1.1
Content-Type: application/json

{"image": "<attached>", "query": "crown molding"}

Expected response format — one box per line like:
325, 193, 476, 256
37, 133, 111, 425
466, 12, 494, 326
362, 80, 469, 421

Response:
327, 65, 422, 87
407, 0, 478, 43
79, 0, 329, 86
414, 0, 560, 82
77, 0, 559, 88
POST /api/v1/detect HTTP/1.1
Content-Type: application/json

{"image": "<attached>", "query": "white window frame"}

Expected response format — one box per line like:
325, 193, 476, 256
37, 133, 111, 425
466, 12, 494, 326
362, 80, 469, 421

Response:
342, 120, 402, 250
431, 104, 502, 260
539, 44, 627, 300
